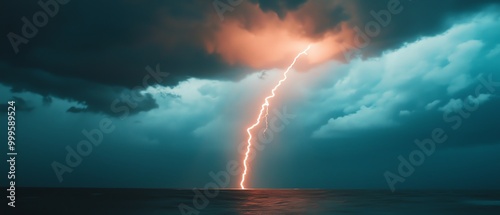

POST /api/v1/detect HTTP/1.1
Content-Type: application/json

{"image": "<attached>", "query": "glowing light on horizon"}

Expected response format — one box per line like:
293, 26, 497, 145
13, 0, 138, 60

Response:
240, 45, 311, 189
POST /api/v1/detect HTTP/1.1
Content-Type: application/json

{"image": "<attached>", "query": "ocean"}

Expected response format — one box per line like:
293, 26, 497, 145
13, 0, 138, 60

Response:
5, 188, 500, 214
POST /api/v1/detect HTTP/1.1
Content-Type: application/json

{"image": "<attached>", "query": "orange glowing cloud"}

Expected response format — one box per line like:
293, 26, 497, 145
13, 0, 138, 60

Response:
203, 1, 358, 71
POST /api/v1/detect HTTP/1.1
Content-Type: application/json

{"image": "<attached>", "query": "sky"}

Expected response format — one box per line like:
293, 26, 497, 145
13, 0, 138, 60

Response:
1, 0, 500, 190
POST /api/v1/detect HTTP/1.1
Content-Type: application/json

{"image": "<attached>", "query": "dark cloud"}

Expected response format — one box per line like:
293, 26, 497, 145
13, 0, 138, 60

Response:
0, 0, 244, 115
0, 63, 159, 115
348, 0, 500, 58
250, 0, 308, 18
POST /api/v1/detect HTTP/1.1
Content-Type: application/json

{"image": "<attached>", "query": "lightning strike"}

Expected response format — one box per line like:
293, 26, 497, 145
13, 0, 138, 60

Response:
263, 106, 270, 134
240, 44, 311, 189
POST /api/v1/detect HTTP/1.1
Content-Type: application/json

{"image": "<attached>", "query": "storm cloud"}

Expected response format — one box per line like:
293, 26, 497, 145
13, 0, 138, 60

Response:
1, 0, 499, 115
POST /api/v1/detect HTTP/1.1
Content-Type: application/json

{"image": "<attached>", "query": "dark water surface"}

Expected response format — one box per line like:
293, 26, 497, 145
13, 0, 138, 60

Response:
5, 188, 500, 214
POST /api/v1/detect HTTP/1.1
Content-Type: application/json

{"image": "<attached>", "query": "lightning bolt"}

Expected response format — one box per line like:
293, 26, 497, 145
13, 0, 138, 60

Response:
240, 44, 311, 189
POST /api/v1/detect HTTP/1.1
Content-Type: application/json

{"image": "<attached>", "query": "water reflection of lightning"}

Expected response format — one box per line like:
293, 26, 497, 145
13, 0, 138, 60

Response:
240, 45, 311, 189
